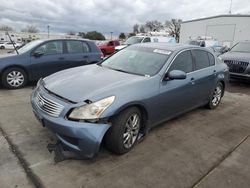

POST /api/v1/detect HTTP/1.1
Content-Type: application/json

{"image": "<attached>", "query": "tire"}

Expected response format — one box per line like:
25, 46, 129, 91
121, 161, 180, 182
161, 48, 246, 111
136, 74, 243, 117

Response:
0, 46, 5, 49
206, 82, 224, 109
1, 67, 28, 89
105, 107, 142, 155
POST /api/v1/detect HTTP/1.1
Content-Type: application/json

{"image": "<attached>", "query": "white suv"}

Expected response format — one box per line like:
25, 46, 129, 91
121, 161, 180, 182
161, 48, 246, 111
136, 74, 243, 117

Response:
115, 36, 176, 51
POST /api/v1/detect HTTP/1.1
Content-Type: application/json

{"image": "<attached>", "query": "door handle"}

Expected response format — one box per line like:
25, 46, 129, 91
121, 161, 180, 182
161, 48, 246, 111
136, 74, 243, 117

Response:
83, 55, 88, 58
58, 57, 65, 60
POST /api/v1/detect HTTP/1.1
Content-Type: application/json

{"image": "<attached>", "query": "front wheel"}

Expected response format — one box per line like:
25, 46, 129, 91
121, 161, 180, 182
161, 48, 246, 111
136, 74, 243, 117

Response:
105, 107, 141, 154
1, 67, 28, 89
206, 82, 224, 109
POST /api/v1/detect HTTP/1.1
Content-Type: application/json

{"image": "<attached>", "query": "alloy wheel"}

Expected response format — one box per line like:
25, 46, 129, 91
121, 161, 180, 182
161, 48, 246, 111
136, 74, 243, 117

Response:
123, 113, 140, 149
211, 85, 222, 106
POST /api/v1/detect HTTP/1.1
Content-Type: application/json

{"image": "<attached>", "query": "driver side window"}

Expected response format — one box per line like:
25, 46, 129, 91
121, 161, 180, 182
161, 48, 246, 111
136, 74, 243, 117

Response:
35, 41, 63, 55
168, 50, 193, 73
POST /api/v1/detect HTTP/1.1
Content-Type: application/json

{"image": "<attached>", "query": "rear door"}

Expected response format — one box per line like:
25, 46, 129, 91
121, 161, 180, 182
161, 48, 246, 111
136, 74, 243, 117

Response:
64, 40, 91, 68
29, 40, 66, 80
190, 49, 217, 104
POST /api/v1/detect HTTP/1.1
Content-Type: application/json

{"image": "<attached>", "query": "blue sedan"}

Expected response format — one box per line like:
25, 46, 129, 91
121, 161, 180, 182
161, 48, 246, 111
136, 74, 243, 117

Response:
0, 39, 103, 89
31, 43, 229, 158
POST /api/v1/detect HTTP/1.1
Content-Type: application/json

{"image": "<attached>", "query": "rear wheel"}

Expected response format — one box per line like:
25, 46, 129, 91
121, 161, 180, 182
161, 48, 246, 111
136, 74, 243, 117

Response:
0, 46, 5, 49
1, 67, 27, 89
206, 82, 224, 109
105, 107, 141, 154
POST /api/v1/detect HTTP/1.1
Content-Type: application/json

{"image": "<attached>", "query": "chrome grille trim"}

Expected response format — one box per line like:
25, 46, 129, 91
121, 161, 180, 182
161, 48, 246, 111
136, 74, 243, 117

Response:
224, 60, 249, 73
35, 92, 64, 117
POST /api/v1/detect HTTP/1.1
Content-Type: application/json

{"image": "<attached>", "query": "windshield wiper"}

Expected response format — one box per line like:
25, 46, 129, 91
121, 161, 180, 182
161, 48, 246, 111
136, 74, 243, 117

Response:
107, 67, 145, 76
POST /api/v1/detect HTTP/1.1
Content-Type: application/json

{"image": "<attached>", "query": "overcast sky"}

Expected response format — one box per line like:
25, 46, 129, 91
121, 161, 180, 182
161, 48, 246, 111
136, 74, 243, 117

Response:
0, 0, 250, 35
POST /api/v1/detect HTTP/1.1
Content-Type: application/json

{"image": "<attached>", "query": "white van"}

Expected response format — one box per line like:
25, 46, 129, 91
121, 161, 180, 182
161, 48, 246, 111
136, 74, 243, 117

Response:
115, 35, 176, 51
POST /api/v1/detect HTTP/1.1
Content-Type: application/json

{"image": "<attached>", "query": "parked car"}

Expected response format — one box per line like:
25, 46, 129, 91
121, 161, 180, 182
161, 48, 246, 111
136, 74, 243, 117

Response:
186, 39, 219, 47
0, 39, 103, 89
209, 45, 229, 56
97, 40, 120, 56
115, 35, 176, 51
31, 43, 228, 158
220, 41, 250, 80
0, 41, 22, 49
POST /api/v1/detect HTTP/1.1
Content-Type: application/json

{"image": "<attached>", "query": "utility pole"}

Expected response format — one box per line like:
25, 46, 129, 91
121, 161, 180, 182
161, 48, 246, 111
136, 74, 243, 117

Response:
229, 0, 233, 14
110, 32, 113, 40
47, 25, 50, 38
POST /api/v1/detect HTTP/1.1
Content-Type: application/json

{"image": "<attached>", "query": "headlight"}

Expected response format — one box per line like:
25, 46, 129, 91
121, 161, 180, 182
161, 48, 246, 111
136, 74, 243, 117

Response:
68, 96, 115, 120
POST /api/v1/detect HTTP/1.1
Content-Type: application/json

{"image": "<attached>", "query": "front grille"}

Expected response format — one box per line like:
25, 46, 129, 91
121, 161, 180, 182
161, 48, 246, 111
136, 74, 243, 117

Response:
35, 92, 64, 117
224, 60, 249, 73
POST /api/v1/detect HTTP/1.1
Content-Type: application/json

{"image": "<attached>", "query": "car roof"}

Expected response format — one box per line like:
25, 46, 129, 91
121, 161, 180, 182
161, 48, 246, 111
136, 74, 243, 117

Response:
132, 43, 205, 52
38, 38, 90, 43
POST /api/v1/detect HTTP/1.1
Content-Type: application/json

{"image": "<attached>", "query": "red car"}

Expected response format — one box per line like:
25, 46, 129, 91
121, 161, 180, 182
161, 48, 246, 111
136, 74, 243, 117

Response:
97, 40, 120, 56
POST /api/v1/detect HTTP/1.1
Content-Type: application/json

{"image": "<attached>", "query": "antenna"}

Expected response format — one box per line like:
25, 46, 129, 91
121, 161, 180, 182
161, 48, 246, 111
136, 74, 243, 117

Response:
229, 0, 233, 14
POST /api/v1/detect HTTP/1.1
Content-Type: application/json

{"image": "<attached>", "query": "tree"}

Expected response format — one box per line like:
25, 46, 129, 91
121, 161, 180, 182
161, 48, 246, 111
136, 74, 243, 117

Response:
21, 25, 39, 33
133, 24, 139, 34
78, 32, 86, 38
0, 25, 13, 31
119, 33, 126, 40
145, 20, 163, 32
128, 33, 136, 38
84, 31, 105, 40
165, 19, 182, 42
139, 25, 146, 33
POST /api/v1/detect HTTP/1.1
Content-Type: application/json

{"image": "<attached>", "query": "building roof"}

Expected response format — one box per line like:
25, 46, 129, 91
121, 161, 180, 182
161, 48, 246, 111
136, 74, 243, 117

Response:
182, 14, 250, 23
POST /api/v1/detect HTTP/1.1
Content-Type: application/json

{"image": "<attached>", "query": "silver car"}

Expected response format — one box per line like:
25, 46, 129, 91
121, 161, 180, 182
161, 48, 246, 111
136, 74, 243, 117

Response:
220, 42, 250, 80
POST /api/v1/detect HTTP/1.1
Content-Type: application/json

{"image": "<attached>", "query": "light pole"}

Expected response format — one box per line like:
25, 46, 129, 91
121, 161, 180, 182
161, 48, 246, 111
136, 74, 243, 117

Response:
229, 0, 233, 14
47, 25, 50, 38
110, 32, 113, 40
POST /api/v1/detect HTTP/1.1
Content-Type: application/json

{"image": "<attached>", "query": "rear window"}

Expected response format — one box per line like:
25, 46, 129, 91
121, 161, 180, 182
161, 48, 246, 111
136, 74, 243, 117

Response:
208, 52, 215, 66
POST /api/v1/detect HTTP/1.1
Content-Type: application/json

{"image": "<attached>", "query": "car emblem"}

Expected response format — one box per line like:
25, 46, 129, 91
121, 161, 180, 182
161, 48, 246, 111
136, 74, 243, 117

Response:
38, 97, 45, 107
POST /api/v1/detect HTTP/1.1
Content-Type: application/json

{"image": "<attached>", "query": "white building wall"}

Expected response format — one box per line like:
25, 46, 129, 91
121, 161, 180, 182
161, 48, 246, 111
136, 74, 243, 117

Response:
180, 16, 250, 47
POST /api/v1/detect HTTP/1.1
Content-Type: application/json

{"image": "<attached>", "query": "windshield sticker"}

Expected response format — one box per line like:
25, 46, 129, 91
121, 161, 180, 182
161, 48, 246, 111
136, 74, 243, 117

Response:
153, 49, 172, 55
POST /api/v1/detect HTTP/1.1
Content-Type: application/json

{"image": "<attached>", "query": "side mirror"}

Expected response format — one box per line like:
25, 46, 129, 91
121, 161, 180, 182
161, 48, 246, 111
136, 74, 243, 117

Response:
164, 70, 187, 80
33, 51, 44, 57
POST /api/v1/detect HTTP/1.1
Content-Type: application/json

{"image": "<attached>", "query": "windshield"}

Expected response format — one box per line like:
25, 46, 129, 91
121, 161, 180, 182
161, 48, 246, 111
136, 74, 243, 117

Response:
124, 36, 144, 45
101, 46, 170, 76
18, 40, 44, 54
230, 42, 250, 53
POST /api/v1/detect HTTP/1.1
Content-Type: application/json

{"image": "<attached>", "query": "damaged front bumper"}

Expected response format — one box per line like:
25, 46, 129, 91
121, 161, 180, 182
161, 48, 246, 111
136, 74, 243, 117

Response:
31, 86, 111, 158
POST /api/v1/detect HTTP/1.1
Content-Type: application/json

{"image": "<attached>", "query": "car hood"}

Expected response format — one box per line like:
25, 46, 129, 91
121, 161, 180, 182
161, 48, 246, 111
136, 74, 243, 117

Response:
220, 51, 250, 62
43, 64, 147, 103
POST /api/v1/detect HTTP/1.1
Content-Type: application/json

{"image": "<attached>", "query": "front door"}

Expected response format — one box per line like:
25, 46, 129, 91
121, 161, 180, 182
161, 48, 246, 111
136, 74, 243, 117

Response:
152, 50, 197, 124
30, 40, 66, 80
